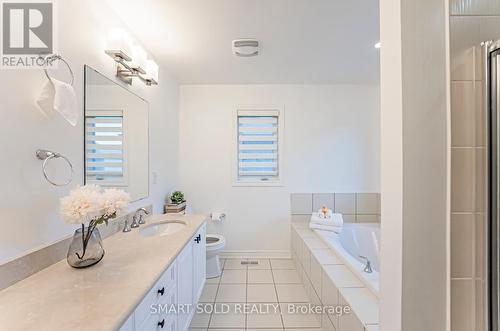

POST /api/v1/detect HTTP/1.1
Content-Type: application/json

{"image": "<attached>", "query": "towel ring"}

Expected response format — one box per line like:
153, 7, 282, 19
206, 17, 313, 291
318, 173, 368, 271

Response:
36, 149, 74, 186
43, 54, 74, 86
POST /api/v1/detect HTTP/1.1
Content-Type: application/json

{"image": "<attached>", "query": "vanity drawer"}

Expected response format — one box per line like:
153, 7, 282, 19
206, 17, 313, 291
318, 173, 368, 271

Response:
139, 313, 176, 331
135, 262, 177, 328
139, 286, 177, 331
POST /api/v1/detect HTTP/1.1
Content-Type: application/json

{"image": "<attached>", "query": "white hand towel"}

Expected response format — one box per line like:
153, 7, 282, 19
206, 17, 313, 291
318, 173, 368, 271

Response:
36, 78, 77, 126
311, 212, 343, 227
309, 223, 342, 234
316, 208, 333, 219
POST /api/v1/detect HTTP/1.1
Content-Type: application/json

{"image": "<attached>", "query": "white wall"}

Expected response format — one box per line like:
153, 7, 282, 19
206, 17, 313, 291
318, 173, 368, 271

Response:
179, 84, 380, 255
0, 0, 179, 264
379, 0, 449, 330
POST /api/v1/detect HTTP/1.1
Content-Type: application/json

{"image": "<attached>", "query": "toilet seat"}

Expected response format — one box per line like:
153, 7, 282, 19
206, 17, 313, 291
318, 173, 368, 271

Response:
206, 234, 226, 278
206, 234, 226, 251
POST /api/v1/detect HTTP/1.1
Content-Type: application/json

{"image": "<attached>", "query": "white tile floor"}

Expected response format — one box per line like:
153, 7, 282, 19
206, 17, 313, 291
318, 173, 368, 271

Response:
189, 258, 323, 331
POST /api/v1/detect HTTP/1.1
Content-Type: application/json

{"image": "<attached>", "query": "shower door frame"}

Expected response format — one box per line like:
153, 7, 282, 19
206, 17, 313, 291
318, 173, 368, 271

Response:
487, 39, 500, 331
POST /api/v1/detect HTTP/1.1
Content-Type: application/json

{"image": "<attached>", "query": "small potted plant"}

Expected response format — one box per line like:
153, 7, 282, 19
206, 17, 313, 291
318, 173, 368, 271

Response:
170, 191, 185, 204
165, 191, 186, 214
60, 185, 130, 268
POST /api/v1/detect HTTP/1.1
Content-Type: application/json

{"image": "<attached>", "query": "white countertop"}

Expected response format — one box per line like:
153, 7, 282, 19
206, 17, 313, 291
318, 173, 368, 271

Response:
0, 214, 207, 331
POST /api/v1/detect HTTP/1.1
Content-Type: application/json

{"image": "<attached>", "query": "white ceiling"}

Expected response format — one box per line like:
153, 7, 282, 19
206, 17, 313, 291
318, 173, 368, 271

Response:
105, 0, 380, 84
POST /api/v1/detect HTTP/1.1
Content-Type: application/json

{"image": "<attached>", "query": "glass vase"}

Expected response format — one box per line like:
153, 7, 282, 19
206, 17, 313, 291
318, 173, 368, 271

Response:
67, 226, 105, 268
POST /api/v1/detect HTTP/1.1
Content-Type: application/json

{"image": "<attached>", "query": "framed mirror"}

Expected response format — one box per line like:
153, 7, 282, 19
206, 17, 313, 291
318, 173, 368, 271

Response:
84, 65, 149, 202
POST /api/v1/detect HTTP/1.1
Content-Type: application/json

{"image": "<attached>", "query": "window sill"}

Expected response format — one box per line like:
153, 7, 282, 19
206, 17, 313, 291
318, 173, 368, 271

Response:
232, 180, 284, 187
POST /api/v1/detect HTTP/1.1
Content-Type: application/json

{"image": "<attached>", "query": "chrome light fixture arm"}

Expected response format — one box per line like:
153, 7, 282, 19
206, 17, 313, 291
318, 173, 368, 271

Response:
104, 50, 158, 86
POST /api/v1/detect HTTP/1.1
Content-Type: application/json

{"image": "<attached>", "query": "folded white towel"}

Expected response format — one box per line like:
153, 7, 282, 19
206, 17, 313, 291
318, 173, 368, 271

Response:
309, 223, 342, 234
316, 208, 333, 219
36, 78, 77, 126
311, 212, 343, 227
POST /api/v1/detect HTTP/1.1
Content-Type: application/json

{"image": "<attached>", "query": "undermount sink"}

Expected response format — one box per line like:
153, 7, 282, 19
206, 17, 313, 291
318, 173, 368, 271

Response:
139, 220, 187, 237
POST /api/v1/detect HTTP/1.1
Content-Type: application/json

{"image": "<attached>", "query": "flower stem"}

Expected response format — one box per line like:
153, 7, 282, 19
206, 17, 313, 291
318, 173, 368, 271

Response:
75, 221, 97, 260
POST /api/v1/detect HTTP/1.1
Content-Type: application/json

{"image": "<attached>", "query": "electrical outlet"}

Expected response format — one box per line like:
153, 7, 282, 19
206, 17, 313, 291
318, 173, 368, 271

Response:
152, 171, 158, 184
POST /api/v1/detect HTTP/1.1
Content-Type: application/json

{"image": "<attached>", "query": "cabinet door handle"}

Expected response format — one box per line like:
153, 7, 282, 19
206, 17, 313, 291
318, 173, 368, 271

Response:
157, 287, 165, 296
158, 319, 165, 328
194, 234, 201, 244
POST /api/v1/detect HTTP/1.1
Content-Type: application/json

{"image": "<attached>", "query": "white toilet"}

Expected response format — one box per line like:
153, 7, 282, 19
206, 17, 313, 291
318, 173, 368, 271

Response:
206, 234, 226, 278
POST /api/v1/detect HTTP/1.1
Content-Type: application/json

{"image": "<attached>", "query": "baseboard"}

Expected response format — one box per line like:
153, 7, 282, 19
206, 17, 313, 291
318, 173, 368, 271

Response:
220, 250, 291, 259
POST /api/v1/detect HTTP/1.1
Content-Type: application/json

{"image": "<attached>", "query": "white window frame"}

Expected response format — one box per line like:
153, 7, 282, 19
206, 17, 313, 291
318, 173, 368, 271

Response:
232, 106, 284, 187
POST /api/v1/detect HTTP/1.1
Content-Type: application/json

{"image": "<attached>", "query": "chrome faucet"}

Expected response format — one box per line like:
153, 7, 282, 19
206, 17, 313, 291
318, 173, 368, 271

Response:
135, 207, 150, 225
122, 208, 150, 232
122, 215, 132, 232
359, 256, 373, 274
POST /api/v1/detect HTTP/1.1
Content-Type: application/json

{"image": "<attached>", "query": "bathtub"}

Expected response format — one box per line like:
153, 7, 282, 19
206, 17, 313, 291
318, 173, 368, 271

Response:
313, 223, 380, 296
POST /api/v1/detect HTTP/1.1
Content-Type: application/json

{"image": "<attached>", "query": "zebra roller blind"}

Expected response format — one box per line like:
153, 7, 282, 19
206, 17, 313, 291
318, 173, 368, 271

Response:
237, 109, 280, 182
85, 110, 126, 185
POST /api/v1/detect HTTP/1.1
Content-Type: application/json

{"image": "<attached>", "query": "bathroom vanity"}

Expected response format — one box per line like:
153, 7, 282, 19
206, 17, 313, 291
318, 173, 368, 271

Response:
0, 214, 207, 331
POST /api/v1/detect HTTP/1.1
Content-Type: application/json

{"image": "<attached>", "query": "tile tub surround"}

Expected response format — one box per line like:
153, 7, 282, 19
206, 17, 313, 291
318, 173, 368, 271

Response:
449, 3, 500, 329
0, 214, 207, 331
290, 193, 381, 224
291, 223, 379, 331
0, 205, 153, 291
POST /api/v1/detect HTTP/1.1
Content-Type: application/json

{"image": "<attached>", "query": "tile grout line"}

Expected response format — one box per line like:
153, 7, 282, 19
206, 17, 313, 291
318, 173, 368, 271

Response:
245, 260, 248, 330
270, 258, 286, 330
206, 259, 223, 329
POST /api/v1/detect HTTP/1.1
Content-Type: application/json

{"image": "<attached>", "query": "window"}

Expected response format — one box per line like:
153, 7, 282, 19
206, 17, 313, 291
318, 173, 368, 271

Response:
85, 110, 126, 186
236, 108, 283, 185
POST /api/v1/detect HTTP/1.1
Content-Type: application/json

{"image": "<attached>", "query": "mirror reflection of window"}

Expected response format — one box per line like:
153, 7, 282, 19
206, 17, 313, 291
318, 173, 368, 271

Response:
84, 66, 149, 202
85, 110, 126, 186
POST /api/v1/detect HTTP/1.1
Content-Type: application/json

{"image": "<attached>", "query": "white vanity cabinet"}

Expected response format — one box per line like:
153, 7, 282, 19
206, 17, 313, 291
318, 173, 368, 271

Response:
192, 224, 206, 303
177, 241, 193, 330
177, 224, 207, 331
119, 223, 206, 331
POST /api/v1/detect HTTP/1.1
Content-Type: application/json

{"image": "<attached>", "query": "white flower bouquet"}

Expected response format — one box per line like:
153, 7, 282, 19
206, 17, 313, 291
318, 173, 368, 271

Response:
60, 185, 130, 265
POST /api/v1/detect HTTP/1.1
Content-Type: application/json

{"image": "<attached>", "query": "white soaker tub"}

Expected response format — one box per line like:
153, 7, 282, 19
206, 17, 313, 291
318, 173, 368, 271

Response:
313, 223, 380, 296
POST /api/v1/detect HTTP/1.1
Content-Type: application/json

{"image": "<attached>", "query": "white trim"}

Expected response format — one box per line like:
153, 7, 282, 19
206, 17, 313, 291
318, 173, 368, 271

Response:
232, 180, 284, 187
232, 105, 285, 187
220, 250, 291, 259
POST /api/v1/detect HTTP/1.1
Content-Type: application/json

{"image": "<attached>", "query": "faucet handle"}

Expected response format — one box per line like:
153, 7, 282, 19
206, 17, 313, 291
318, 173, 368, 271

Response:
136, 208, 150, 225
123, 217, 131, 232
359, 255, 373, 274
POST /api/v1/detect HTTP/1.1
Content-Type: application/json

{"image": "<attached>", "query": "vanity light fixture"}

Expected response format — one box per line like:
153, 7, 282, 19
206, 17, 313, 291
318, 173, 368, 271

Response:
105, 50, 159, 86
105, 29, 158, 86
